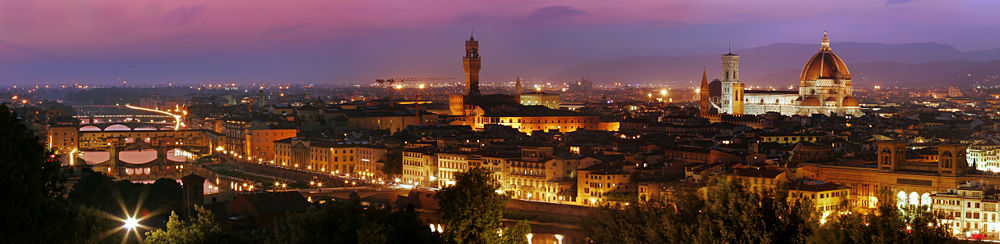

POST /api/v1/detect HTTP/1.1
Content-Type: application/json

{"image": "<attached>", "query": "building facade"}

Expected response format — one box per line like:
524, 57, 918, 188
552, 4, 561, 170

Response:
703, 32, 862, 117
930, 182, 998, 240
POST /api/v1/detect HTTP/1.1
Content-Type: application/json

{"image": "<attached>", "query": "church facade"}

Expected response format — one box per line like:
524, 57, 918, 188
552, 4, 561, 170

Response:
701, 32, 862, 117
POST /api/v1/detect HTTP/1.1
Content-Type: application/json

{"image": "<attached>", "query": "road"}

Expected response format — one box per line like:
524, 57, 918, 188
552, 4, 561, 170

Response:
216, 156, 380, 189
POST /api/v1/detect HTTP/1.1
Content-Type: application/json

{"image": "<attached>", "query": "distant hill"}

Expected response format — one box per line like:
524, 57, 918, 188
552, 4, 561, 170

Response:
551, 42, 1000, 88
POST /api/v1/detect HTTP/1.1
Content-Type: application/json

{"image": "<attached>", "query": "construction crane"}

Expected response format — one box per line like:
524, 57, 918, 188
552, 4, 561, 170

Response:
376, 77, 456, 107
375, 79, 402, 107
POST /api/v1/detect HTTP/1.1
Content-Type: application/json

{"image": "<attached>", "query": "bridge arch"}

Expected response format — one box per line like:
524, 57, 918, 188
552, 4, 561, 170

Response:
79, 125, 102, 131
104, 124, 132, 131
134, 125, 157, 131
119, 149, 158, 164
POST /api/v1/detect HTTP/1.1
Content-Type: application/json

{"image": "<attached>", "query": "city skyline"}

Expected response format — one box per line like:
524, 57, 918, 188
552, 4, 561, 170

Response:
1, 0, 999, 84
6, 2, 1000, 242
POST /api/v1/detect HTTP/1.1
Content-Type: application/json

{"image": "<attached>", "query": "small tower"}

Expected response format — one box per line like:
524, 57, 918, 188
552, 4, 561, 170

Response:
181, 174, 206, 217
463, 33, 481, 96
719, 50, 742, 114
821, 30, 831, 51
938, 144, 968, 176
515, 76, 523, 104
699, 68, 711, 117
257, 89, 266, 109
877, 141, 906, 172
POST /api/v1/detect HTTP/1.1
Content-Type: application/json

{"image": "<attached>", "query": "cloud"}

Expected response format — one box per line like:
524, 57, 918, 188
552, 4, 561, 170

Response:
887, 0, 917, 5
0, 39, 51, 57
163, 5, 205, 25
523, 6, 587, 23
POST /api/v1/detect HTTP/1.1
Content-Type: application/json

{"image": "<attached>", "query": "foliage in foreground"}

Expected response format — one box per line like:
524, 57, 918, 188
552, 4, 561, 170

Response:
436, 167, 530, 244
145, 205, 229, 243
277, 192, 440, 244
585, 177, 956, 244
0, 104, 80, 243
811, 199, 953, 243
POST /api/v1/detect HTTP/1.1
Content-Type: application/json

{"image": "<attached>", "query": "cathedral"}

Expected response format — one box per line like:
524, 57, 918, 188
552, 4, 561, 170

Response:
700, 32, 862, 117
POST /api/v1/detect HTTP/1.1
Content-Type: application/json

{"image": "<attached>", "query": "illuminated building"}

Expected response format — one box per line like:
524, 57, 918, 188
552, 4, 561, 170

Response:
732, 167, 787, 194
274, 138, 381, 176
577, 162, 631, 206
800, 141, 977, 210
402, 149, 437, 186
436, 152, 471, 188
463, 33, 481, 96
718, 51, 744, 115
46, 125, 79, 154
788, 182, 850, 213
247, 128, 297, 161
519, 92, 560, 109
760, 133, 823, 144
930, 181, 997, 240
703, 32, 862, 117
699, 68, 712, 117
343, 109, 433, 134
469, 105, 600, 135
505, 147, 596, 203
967, 144, 1000, 172
355, 145, 387, 179
447, 34, 601, 135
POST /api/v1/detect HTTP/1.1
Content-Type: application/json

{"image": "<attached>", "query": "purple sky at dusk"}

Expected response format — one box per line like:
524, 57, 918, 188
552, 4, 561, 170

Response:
1, 0, 998, 85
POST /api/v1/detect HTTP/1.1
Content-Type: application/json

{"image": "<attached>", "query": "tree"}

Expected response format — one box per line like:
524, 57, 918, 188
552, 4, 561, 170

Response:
809, 190, 953, 244
435, 167, 530, 244
278, 192, 440, 243
692, 178, 815, 244
585, 177, 815, 244
144, 205, 228, 243
585, 177, 955, 244
381, 150, 403, 177
0, 104, 79, 243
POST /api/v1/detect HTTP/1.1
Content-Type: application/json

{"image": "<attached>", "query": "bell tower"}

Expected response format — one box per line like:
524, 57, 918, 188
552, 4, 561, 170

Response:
877, 141, 906, 171
463, 33, 481, 96
699, 68, 710, 117
515, 76, 522, 104
937, 144, 968, 176
719, 50, 741, 114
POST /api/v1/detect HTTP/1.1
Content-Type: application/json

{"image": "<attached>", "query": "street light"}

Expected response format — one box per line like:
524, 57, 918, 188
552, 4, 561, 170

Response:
123, 216, 139, 230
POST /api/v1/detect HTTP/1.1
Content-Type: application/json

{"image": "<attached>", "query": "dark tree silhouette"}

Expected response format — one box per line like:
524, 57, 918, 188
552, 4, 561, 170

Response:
435, 167, 529, 244
0, 104, 77, 243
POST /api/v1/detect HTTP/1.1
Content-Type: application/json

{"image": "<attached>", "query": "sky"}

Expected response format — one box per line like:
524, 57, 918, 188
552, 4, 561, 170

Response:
0, 0, 998, 85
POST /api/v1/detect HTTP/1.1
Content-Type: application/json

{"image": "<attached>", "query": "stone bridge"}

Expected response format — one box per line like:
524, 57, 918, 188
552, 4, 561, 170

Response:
79, 129, 218, 178
78, 122, 177, 131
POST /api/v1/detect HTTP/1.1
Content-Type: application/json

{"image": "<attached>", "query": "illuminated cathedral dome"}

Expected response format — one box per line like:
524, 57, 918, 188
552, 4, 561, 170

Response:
800, 32, 851, 82
801, 96, 822, 106
842, 96, 859, 107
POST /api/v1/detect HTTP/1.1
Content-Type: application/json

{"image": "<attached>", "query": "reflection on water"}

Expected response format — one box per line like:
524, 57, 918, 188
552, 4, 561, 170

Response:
80, 148, 196, 165
119, 149, 157, 164
80, 151, 110, 165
